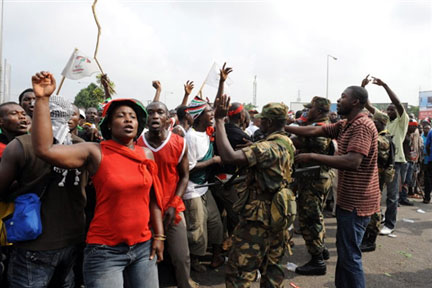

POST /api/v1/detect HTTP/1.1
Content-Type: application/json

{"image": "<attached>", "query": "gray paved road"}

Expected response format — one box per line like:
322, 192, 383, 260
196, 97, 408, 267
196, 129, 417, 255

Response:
178, 198, 432, 288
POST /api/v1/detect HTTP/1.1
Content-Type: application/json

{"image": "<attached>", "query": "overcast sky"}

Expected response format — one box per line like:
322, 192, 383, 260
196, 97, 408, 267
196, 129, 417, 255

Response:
2, 0, 432, 109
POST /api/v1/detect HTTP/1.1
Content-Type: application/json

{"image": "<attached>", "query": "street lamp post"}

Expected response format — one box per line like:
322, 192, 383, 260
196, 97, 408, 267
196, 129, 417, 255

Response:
326, 54, 337, 99
0, 0, 4, 103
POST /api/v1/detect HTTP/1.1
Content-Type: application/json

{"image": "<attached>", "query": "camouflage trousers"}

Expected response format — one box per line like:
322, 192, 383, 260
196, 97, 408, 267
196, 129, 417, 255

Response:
226, 220, 286, 288
297, 185, 330, 256
365, 211, 381, 238
365, 182, 385, 238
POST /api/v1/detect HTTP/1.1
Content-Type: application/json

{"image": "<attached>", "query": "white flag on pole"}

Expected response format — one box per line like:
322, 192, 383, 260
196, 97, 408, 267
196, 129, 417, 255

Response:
61, 49, 100, 80
203, 62, 233, 88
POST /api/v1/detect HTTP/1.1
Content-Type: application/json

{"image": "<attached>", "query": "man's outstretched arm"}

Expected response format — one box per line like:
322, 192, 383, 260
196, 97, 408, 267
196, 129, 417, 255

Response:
373, 77, 404, 117
284, 125, 327, 138
361, 74, 376, 114
296, 151, 364, 171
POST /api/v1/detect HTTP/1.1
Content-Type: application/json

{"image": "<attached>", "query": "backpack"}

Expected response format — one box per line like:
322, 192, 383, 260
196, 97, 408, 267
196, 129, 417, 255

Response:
270, 186, 296, 232
269, 135, 297, 231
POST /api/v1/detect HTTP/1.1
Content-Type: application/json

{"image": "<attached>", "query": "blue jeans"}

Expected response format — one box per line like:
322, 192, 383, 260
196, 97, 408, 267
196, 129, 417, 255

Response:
335, 206, 370, 288
7, 245, 78, 288
424, 162, 432, 202
83, 240, 158, 288
384, 162, 407, 229
400, 161, 414, 201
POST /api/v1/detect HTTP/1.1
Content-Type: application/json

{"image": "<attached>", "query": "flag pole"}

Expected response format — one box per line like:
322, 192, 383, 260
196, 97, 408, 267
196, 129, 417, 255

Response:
56, 76, 66, 95
57, 47, 78, 95
92, 0, 104, 74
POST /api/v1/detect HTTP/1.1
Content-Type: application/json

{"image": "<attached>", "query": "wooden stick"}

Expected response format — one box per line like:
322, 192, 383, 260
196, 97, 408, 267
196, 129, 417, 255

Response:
56, 76, 66, 95
92, 0, 104, 74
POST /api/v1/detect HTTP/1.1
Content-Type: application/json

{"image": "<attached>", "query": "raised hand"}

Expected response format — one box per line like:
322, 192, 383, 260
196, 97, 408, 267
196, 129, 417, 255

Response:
214, 94, 230, 120
372, 77, 386, 86
220, 62, 233, 82
361, 74, 371, 88
152, 80, 162, 91
184, 80, 194, 96
31, 71, 56, 98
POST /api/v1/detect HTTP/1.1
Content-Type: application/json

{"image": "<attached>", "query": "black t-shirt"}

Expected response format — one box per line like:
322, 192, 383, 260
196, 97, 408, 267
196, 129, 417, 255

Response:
219, 122, 251, 174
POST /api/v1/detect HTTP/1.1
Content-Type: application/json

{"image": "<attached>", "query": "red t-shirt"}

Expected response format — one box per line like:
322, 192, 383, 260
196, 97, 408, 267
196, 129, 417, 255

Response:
87, 140, 164, 246
137, 132, 186, 222
323, 113, 380, 216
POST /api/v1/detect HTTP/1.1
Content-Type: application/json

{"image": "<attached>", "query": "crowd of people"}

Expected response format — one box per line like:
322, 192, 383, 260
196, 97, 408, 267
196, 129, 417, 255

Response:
0, 66, 429, 288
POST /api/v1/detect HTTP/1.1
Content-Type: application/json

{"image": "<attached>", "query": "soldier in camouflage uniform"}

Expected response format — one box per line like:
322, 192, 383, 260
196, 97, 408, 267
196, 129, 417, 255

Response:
361, 112, 393, 252
214, 96, 296, 288
292, 96, 333, 276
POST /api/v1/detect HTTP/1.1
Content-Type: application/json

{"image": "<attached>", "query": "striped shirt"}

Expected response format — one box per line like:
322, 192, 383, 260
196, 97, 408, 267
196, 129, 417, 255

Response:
323, 113, 380, 216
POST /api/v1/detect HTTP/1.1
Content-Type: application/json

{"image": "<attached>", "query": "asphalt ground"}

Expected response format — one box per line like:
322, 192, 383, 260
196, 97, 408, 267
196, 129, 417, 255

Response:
161, 197, 432, 288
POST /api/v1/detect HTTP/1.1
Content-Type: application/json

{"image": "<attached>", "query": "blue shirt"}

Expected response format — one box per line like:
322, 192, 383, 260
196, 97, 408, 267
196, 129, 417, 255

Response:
425, 131, 432, 164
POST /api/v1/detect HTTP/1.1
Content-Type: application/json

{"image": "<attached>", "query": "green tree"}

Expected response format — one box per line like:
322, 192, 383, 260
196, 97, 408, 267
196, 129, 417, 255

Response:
74, 83, 105, 109
406, 105, 419, 118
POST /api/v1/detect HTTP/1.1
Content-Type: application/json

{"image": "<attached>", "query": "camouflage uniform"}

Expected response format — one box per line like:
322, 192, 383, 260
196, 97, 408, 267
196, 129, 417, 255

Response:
365, 129, 392, 237
226, 103, 296, 288
296, 97, 332, 257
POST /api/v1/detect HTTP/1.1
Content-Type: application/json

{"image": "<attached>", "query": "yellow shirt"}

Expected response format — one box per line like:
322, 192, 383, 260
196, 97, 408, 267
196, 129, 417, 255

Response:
374, 108, 409, 163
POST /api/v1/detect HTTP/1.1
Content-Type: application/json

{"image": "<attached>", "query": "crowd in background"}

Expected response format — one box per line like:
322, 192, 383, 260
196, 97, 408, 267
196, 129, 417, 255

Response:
0, 67, 430, 288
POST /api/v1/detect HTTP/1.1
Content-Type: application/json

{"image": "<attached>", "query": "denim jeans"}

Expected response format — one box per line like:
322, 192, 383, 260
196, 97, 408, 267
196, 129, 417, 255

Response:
7, 245, 78, 288
424, 162, 432, 202
83, 239, 158, 288
400, 161, 414, 201
384, 162, 407, 229
335, 206, 370, 288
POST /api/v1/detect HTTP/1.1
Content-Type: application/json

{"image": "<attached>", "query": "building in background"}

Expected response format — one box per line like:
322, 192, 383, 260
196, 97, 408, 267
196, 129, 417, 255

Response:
419, 91, 432, 119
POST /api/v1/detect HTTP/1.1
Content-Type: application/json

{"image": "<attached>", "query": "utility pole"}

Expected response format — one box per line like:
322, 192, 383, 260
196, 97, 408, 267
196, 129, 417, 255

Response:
253, 75, 257, 106
326, 54, 337, 99
296, 89, 301, 102
4, 58, 10, 102
0, 0, 4, 103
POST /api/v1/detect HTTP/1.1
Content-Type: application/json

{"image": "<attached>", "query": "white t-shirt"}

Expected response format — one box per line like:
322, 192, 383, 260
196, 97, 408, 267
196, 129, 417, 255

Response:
183, 128, 211, 200
246, 123, 259, 137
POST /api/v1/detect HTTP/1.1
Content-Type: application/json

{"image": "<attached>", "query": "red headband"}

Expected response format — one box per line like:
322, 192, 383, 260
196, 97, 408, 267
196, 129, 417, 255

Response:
228, 104, 244, 117
409, 121, 418, 127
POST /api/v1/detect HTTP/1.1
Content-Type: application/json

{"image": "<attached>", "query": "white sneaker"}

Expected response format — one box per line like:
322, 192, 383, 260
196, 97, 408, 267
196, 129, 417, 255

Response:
379, 226, 394, 235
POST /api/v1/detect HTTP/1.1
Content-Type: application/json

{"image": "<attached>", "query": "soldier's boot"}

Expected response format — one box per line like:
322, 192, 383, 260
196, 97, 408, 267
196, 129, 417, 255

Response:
360, 231, 377, 252
322, 246, 330, 260
295, 254, 326, 276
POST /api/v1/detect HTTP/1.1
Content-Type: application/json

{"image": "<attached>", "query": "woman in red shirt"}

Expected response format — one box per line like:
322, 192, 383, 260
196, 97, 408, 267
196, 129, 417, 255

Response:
30, 71, 164, 288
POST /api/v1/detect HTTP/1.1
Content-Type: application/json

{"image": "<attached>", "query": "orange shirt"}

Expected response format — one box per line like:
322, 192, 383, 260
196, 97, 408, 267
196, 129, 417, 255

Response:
138, 132, 186, 223
87, 140, 163, 246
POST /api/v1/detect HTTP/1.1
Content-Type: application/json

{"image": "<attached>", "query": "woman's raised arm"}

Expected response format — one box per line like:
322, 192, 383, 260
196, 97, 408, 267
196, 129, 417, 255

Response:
31, 71, 100, 171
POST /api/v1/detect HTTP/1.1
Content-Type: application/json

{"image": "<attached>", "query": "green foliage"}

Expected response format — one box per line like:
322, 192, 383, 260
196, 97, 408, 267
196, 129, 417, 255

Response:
74, 83, 105, 109
406, 105, 419, 118
243, 102, 257, 111
96, 74, 116, 96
